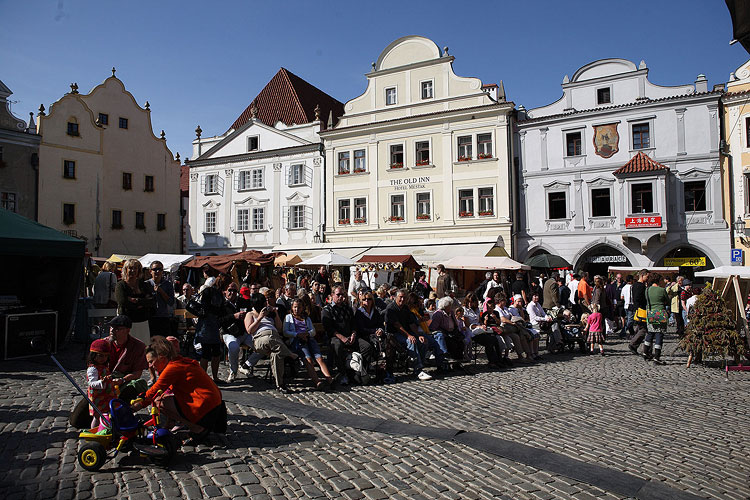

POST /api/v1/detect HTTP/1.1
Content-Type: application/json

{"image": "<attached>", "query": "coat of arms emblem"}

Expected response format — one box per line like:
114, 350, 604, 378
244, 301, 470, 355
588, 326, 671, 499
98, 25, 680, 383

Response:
593, 123, 619, 158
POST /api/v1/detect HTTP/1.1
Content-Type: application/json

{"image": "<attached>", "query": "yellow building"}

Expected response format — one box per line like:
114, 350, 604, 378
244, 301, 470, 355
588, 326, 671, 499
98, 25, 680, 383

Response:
36, 72, 181, 256
317, 36, 514, 266
722, 59, 750, 261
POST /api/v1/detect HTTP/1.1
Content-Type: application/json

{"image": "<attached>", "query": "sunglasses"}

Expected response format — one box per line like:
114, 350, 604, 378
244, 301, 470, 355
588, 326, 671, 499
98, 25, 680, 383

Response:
334, 293, 346, 297
150, 268, 163, 272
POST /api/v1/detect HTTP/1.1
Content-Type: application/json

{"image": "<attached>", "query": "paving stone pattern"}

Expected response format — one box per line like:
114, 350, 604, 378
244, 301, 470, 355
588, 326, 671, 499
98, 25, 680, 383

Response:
0, 336, 747, 499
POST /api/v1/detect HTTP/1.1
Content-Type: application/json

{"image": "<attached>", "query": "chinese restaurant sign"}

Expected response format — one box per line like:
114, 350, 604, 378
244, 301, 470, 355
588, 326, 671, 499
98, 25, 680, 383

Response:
625, 216, 662, 228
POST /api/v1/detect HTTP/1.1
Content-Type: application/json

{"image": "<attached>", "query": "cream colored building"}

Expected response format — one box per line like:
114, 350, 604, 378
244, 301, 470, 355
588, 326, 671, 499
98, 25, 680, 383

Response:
722, 59, 750, 262
36, 72, 181, 256
314, 36, 514, 266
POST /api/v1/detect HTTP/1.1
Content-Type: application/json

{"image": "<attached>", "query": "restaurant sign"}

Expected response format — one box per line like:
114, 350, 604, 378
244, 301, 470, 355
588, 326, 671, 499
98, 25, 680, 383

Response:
625, 216, 662, 228
390, 176, 430, 191
585, 255, 627, 264
664, 257, 706, 267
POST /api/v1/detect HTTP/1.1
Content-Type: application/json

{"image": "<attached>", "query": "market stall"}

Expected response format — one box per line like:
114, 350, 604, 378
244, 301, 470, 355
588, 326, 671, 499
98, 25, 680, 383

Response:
182, 250, 281, 287
298, 251, 356, 286
439, 256, 530, 297
0, 209, 85, 358
139, 253, 195, 273
356, 254, 421, 289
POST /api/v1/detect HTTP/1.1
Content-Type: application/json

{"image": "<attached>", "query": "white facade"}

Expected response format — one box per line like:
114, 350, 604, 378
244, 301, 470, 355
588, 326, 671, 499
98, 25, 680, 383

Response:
516, 59, 728, 273
188, 119, 325, 254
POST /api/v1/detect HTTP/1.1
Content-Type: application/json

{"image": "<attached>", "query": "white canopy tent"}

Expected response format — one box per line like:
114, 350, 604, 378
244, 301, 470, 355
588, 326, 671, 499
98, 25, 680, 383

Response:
695, 265, 750, 279
298, 251, 356, 268
440, 256, 530, 271
139, 253, 195, 273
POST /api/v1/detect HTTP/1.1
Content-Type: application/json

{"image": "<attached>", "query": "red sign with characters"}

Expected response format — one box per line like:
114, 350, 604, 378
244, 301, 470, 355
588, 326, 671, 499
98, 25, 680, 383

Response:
625, 216, 662, 228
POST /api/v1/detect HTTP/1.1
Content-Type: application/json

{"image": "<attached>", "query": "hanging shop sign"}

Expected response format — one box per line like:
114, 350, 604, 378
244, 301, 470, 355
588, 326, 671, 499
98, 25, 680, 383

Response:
625, 216, 662, 228
664, 257, 706, 267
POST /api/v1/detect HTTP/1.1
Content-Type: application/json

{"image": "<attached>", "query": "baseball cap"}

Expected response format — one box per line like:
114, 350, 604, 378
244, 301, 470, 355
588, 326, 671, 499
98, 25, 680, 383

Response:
107, 315, 132, 329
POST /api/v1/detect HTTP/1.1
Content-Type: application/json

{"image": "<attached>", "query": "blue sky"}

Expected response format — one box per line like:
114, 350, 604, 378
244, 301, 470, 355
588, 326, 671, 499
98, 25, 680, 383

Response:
2, 1, 748, 161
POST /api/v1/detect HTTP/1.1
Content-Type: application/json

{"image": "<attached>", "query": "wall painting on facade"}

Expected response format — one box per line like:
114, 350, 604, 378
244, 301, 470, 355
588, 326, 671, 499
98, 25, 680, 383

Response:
593, 123, 619, 158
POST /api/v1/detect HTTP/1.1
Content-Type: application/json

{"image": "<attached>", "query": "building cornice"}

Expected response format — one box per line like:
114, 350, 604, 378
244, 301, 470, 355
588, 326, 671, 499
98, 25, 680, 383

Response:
365, 56, 455, 78
187, 143, 322, 168
522, 153, 720, 179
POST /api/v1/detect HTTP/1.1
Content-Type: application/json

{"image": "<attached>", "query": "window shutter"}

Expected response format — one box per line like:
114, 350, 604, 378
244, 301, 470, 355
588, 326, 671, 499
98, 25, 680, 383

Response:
285, 165, 291, 186
282, 205, 289, 230
305, 166, 313, 188
234, 172, 240, 191
217, 175, 224, 196
305, 206, 313, 230
200, 175, 205, 194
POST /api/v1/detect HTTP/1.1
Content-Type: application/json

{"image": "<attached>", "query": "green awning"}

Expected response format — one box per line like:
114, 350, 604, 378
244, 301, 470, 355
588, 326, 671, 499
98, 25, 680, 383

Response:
0, 208, 85, 258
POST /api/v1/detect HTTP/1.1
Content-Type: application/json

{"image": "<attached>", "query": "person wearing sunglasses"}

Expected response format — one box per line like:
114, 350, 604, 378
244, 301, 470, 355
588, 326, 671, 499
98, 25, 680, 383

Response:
147, 260, 176, 338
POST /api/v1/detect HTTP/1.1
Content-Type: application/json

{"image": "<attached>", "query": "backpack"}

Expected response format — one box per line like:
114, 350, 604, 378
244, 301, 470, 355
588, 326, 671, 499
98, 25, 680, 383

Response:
346, 351, 370, 385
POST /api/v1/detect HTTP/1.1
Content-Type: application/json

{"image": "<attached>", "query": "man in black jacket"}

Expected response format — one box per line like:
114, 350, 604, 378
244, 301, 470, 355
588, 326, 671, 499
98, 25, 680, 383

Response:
628, 270, 650, 354
322, 285, 373, 385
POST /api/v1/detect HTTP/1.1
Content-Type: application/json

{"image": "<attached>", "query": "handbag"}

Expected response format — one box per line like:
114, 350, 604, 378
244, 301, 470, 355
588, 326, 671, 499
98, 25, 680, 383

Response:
646, 288, 668, 325
634, 308, 647, 322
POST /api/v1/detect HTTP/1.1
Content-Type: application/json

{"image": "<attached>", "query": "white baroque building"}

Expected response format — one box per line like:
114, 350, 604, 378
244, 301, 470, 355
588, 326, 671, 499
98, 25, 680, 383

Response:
187, 69, 343, 254
515, 58, 729, 276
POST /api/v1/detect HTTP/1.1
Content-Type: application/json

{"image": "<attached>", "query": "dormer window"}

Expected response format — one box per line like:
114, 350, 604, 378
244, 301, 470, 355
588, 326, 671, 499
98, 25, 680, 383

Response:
67, 122, 79, 136
247, 136, 259, 152
597, 87, 611, 105
385, 87, 397, 106
421, 80, 433, 100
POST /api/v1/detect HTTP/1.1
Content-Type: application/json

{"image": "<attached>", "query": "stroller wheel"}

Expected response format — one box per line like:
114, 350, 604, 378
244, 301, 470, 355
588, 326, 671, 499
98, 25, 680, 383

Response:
78, 442, 106, 471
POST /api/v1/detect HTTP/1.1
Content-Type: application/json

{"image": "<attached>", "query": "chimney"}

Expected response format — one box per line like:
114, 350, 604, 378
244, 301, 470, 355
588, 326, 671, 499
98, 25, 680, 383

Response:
695, 74, 708, 93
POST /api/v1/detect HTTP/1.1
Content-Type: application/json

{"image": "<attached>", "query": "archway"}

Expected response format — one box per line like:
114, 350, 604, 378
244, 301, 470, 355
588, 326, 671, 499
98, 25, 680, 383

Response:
657, 246, 714, 280
575, 244, 632, 278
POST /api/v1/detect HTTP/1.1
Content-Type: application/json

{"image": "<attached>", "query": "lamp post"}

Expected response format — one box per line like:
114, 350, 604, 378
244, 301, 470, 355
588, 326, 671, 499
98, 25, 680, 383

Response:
94, 235, 102, 256
734, 217, 746, 265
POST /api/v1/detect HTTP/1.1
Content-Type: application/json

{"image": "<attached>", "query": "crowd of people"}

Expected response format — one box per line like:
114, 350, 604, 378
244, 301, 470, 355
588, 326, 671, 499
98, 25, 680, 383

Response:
81, 258, 703, 443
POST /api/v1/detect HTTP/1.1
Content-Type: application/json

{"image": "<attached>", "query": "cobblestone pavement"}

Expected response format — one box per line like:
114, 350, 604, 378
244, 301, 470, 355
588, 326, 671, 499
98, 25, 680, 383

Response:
0, 335, 748, 499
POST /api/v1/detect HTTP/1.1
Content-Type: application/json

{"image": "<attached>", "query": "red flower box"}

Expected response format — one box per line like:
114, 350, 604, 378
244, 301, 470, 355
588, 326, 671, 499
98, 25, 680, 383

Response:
458, 156, 471, 162
415, 160, 430, 166
390, 163, 404, 169
478, 153, 493, 159
459, 211, 474, 217
338, 218, 350, 225
353, 168, 367, 173
338, 169, 350, 175
479, 210, 494, 216
416, 214, 430, 220
354, 218, 367, 224
389, 216, 404, 222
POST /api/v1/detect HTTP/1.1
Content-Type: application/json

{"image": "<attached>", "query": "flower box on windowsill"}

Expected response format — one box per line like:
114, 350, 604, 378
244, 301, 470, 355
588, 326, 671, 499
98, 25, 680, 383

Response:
478, 153, 493, 160
338, 219, 350, 225
389, 163, 404, 169
458, 156, 471, 162
389, 216, 404, 222
415, 160, 430, 167
459, 211, 474, 218
353, 168, 367, 173
478, 211, 494, 216
416, 214, 430, 220
338, 170, 350, 175
354, 218, 367, 224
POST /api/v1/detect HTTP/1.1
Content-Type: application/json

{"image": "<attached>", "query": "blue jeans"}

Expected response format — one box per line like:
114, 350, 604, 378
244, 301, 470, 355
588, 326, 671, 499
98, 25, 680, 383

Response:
619, 309, 634, 338
292, 337, 322, 360
422, 332, 446, 366
394, 332, 426, 372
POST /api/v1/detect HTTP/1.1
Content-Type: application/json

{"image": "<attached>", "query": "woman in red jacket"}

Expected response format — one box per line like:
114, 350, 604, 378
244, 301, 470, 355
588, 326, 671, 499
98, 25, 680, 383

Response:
131, 336, 225, 445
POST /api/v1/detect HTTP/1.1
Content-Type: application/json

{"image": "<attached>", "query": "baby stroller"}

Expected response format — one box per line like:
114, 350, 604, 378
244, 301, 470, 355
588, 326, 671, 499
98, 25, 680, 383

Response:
558, 310, 588, 353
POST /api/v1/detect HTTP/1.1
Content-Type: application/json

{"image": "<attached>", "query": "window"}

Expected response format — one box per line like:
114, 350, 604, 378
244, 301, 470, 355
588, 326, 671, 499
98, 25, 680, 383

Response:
63, 160, 76, 179
416, 192, 431, 220
289, 205, 305, 229
354, 149, 366, 172
205, 212, 217, 233
631, 183, 653, 214
390, 144, 404, 168
591, 188, 611, 217
63, 203, 75, 225
338, 199, 351, 224
421, 80, 433, 99
118, 117, 128, 129
67, 122, 79, 136
338, 151, 350, 175
632, 123, 650, 150
477, 133, 493, 159
122, 172, 132, 190
289, 164, 304, 186
548, 192, 567, 220
98, 113, 108, 125
157, 213, 166, 231
597, 88, 611, 105
746, 118, 750, 148
385, 87, 397, 105
144, 175, 154, 192
479, 187, 494, 216
390, 194, 405, 221
1, 192, 16, 212
252, 208, 264, 231
205, 174, 218, 194
135, 211, 145, 229
247, 136, 259, 152
458, 189, 474, 217
354, 198, 367, 223
237, 208, 250, 232
111, 210, 122, 229
458, 136, 472, 161
238, 168, 264, 190
684, 181, 706, 212
566, 131, 582, 156
415, 141, 430, 166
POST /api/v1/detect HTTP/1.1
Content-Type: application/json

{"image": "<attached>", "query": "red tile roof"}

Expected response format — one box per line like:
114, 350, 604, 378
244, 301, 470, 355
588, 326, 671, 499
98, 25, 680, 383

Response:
613, 151, 669, 175
180, 164, 189, 194
230, 68, 344, 131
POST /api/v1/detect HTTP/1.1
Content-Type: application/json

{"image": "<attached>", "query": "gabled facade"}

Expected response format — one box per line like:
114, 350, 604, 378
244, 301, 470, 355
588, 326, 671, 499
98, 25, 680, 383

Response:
318, 36, 514, 267
722, 59, 750, 261
36, 73, 181, 256
516, 58, 728, 276
187, 68, 343, 255
0, 79, 40, 220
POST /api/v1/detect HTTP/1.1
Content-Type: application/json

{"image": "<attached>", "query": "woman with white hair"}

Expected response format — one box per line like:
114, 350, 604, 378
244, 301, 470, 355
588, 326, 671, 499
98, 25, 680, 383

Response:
428, 296, 465, 360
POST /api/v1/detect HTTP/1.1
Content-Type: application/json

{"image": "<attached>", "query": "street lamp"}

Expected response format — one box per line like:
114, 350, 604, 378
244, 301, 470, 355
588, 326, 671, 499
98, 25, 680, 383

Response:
734, 217, 746, 241
94, 235, 102, 254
